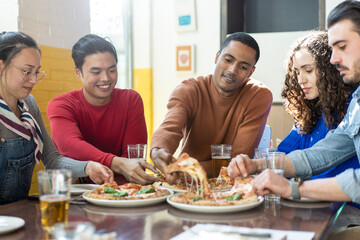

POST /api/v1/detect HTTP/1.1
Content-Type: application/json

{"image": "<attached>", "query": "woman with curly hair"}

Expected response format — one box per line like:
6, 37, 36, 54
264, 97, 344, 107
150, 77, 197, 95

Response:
277, 31, 360, 179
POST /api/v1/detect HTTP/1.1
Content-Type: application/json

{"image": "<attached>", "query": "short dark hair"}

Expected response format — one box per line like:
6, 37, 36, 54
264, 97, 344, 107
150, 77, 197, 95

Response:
220, 32, 260, 64
327, 0, 360, 35
0, 31, 40, 68
72, 34, 118, 71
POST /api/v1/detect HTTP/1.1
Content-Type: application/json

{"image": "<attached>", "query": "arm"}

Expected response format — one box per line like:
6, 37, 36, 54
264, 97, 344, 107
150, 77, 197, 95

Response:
150, 82, 196, 182
47, 97, 115, 168
252, 169, 351, 201
26, 95, 113, 184
232, 87, 273, 157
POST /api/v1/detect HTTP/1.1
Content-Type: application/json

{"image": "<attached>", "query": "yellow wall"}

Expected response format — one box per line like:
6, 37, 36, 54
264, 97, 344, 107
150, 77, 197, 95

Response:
133, 68, 153, 147
29, 45, 82, 195
29, 45, 154, 194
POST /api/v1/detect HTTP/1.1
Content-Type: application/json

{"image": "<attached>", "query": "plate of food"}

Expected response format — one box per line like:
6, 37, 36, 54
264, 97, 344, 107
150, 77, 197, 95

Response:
82, 182, 173, 207
71, 184, 100, 195
164, 153, 264, 213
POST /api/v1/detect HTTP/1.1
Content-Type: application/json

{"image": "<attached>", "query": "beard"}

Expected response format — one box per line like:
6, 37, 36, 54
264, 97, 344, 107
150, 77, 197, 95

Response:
342, 58, 360, 85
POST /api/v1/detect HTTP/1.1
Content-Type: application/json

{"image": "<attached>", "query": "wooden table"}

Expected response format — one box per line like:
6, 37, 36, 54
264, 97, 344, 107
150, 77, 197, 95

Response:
0, 198, 343, 240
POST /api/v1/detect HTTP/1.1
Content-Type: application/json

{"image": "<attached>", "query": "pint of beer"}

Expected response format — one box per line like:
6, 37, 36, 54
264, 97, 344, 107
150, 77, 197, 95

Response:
211, 144, 232, 177
37, 170, 71, 232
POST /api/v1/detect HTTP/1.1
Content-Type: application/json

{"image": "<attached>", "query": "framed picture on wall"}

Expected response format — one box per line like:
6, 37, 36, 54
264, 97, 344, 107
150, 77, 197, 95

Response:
176, 45, 195, 73
174, 0, 197, 32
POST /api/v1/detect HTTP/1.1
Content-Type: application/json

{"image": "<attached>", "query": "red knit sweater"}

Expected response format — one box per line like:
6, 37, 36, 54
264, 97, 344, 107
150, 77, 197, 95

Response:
47, 89, 147, 183
151, 75, 272, 173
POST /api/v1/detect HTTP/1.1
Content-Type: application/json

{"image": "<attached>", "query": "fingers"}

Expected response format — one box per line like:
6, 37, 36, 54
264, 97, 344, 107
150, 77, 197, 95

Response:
141, 161, 159, 173
228, 154, 249, 178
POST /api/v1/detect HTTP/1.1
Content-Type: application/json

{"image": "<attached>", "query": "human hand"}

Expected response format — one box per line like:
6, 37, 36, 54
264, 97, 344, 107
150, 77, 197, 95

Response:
150, 148, 178, 184
85, 161, 114, 184
252, 169, 291, 198
227, 154, 257, 178
111, 156, 158, 185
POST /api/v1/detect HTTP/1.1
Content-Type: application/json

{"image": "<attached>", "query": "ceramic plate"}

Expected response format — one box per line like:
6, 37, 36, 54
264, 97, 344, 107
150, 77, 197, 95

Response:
167, 195, 264, 213
281, 199, 332, 209
71, 184, 100, 195
284, 197, 323, 202
0, 216, 25, 235
82, 189, 173, 207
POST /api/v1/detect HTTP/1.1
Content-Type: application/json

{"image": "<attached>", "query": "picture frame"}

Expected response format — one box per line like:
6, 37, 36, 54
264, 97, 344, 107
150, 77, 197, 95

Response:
176, 45, 195, 73
174, 0, 197, 32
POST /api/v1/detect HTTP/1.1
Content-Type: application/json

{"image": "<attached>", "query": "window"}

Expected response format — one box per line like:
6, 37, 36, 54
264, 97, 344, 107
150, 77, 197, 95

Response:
90, 0, 133, 89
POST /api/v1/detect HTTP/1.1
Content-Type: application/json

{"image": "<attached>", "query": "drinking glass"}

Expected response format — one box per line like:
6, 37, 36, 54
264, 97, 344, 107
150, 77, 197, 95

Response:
37, 169, 72, 232
263, 151, 286, 201
53, 221, 95, 240
127, 144, 147, 161
211, 144, 232, 177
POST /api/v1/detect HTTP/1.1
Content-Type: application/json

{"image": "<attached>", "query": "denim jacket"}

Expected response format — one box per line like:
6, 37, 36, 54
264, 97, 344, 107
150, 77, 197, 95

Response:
288, 86, 360, 204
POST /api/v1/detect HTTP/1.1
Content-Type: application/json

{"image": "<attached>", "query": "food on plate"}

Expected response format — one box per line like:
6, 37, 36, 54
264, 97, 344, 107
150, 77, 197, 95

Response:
154, 158, 234, 192
167, 153, 211, 195
167, 153, 258, 206
87, 182, 170, 200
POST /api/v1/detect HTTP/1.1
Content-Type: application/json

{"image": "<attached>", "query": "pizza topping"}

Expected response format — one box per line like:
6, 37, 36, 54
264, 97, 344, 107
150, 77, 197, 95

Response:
104, 187, 117, 194
136, 187, 156, 194
192, 196, 203, 201
112, 191, 129, 198
225, 193, 242, 201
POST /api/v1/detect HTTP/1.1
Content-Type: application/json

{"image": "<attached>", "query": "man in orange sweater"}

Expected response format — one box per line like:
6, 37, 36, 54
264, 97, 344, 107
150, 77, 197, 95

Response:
151, 32, 272, 182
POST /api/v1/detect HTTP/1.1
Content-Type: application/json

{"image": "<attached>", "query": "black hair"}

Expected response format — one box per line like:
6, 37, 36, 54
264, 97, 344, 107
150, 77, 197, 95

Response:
0, 31, 40, 68
220, 32, 260, 64
72, 34, 117, 71
327, 0, 360, 35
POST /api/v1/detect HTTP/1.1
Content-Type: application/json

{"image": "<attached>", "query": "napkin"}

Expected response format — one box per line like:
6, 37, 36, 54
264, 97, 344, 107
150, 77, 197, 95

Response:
171, 224, 315, 240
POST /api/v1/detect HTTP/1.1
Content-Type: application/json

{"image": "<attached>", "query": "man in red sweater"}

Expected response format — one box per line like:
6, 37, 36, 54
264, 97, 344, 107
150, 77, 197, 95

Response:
47, 34, 157, 185
151, 32, 272, 182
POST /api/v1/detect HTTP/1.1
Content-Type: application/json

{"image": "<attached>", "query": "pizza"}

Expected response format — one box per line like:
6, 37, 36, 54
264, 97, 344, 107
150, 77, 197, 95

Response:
167, 153, 211, 196
167, 153, 258, 206
87, 182, 171, 200
154, 167, 233, 192
208, 166, 234, 191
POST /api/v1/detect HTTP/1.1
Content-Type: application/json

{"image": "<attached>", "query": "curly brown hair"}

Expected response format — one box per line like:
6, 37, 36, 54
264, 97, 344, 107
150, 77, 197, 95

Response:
281, 31, 353, 134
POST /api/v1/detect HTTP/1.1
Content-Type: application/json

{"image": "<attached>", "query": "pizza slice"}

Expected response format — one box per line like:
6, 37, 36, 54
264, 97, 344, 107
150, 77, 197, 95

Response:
167, 153, 211, 196
208, 166, 234, 191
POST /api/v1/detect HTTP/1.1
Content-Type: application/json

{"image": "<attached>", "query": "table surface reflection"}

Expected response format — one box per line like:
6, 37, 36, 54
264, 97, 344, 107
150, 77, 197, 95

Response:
0, 198, 343, 240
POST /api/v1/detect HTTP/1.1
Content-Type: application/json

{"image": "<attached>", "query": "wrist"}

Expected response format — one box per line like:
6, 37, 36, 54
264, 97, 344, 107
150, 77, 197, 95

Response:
150, 147, 159, 159
289, 178, 303, 199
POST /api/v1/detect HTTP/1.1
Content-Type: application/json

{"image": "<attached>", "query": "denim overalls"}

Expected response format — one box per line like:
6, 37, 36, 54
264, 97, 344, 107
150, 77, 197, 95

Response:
0, 137, 35, 204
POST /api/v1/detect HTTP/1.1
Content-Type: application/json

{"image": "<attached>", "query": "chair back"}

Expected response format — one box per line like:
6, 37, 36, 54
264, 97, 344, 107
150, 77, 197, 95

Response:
258, 125, 271, 148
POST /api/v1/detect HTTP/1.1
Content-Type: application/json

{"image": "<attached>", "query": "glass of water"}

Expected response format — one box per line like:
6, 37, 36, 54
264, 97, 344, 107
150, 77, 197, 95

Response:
263, 151, 285, 201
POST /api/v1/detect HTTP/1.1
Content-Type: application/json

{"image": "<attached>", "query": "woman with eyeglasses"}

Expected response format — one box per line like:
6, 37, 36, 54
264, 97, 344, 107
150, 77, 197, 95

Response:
0, 31, 114, 204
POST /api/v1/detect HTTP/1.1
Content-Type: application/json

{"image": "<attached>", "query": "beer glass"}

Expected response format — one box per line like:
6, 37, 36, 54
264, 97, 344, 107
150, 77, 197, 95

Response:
211, 144, 232, 178
37, 169, 72, 232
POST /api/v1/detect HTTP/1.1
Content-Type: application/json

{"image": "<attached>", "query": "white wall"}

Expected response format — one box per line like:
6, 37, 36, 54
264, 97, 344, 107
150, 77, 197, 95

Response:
18, 0, 90, 49
152, 0, 221, 131
0, 0, 18, 31
250, 31, 311, 103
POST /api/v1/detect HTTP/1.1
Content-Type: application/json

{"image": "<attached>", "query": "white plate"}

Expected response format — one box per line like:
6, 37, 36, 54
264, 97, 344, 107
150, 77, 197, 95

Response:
284, 197, 323, 202
0, 216, 25, 235
71, 184, 100, 195
160, 186, 187, 193
167, 195, 264, 213
281, 199, 332, 209
82, 189, 173, 207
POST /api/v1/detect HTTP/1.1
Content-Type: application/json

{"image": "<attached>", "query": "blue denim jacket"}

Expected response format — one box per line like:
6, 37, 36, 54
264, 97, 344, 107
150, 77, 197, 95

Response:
288, 86, 360, 204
